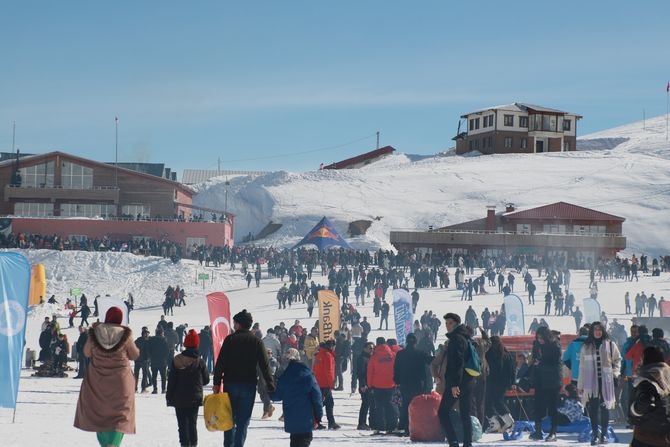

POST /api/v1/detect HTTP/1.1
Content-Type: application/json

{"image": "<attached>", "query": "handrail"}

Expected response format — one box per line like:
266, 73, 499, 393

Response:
393, 228, 624, 238
6, 184, 120, 191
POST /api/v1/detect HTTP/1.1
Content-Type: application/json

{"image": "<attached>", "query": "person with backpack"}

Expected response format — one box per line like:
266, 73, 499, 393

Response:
438, 312, 476, 447
578, 322, 621, 445
628, 346, 670, 447
649, 328, 670, 362
484, 336, 516, 433
166, 329, 209, 447
530, 326, 562, 442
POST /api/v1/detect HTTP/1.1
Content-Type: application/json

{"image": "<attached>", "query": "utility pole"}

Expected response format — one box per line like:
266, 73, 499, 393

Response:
12, 121, 15, 151
218, 157, 221, 176
376, 131, 380, 149
114, 117, 119, 187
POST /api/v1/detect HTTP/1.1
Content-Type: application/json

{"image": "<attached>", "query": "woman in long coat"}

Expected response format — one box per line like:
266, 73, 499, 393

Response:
74, 307, 139, 447
530, 326, 563, 442
578, 321, 621, 445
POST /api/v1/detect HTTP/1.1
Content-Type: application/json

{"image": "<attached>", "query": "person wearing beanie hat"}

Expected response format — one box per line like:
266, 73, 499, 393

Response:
183, 329, 200, 350
166, 329, 209, 447
74, 304, 139, 446
212, 308, 275, 447
393, 331, 433, 436
270, 346, 324, 446
105, 306, 124, 325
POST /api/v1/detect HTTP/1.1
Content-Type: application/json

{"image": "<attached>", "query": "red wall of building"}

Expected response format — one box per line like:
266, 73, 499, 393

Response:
10, 218, 233, 249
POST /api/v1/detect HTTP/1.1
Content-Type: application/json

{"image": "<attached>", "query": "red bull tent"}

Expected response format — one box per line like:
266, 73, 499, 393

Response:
292, 216, 352, 251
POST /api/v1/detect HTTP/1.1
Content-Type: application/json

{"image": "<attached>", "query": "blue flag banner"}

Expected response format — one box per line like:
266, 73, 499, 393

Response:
583, 297, 601, 326
503, 293, 525, 336
0, 252, 31, 409
392, 288, 413, 346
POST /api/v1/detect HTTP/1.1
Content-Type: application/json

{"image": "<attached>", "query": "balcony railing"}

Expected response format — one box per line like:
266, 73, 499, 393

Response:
5, 184, 120, 202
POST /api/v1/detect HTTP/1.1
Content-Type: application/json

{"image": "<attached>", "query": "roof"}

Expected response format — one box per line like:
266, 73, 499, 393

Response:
461, 102, 582, 119
0, 151, 194, 196
181, 169, 267, 184
322, 146, 395, 170
504, 202, 625, 222
111, 162, 166, 178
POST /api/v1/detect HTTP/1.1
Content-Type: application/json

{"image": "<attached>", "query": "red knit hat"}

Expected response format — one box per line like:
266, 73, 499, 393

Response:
184, 329, 200, 349
104, 306, 123, 324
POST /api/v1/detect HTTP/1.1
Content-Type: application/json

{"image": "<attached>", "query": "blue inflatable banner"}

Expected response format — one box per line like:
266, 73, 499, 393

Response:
503, 293, 525, 336
0, 252, 31, 409
392, 288, 413, 346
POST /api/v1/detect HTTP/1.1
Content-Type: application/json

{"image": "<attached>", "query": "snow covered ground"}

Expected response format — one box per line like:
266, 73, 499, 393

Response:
193, 114, 670, 257
2, 248, 667, 446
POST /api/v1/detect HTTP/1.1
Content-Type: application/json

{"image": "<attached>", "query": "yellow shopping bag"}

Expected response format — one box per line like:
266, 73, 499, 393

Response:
203, 392, 233, 432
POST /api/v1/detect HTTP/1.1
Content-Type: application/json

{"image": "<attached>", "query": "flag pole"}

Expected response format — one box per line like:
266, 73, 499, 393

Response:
115, 117, 119, 186
666, 82, 669, 141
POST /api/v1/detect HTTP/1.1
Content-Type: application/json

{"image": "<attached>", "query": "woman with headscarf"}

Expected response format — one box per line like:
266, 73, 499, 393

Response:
628, 346, 670, 447
578, 321, 621, 445
530, 325, 562, 442
74, 307, 140, 447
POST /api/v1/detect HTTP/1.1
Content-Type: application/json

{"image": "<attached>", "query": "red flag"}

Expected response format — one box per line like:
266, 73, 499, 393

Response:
207, 292, 231, 363
667, 81, 669, 93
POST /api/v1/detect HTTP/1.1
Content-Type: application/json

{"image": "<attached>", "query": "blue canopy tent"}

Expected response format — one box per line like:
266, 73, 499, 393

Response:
292, 216, 352, 251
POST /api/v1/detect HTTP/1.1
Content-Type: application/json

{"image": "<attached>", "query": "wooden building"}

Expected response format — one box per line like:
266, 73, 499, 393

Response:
0, 151, 233, 248
390, 202, 625, 267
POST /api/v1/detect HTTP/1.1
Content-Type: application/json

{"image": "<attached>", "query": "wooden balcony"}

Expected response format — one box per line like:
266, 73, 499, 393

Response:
390, 229, 626, 252
5, 185, 120, 203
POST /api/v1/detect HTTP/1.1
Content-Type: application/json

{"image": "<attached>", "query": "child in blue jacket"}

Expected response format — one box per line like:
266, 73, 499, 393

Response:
271, 348, 323, 446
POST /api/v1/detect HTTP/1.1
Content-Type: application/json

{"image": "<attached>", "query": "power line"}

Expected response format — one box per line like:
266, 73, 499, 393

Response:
210, 133, 378, 167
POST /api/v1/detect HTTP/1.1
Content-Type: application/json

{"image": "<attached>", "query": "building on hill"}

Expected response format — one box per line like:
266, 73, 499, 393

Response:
390, 202, 625, 268
0, 151, 233, 251
453, 103, 582, 155
321, 145, 395, 170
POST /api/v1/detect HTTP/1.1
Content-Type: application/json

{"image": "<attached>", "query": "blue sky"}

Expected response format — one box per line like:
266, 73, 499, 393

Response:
1, 1, 668, 174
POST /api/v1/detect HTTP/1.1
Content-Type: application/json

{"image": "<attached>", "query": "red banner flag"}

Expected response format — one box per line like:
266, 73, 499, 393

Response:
207, 292, 231, 363
667, 81, 669, 93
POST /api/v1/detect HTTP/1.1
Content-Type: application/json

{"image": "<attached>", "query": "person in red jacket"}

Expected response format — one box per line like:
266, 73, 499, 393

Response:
312, 339, 340, 429
367, 336, 398, 434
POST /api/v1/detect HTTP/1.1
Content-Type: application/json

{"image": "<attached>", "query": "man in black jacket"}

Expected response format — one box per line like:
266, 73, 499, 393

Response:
133, 327, 152, 392
213, 309, 275, 447
356, 341, 374, 430
437, 313, 474, 447
148, 327, 171, 394
394, 333, 434, 435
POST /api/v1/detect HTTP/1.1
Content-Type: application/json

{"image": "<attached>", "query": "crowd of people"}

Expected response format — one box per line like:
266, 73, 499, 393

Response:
29, 246, 670, 447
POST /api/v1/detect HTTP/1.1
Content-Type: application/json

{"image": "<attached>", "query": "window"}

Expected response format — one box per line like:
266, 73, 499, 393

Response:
563, 119, 571, 131
564, 141, 570, 151
483, 115, 493, 128
61, 203, 116, 218
473, 139, 480, 150
61, 162, 93, 189
488, 136, 493, 148
519, 116, 528, 128
516, 223, 531, 234
504, 114, 514, 126
19, 161, 55, 187
474, 118, 480, 129
122, 204, 151, 218
14, 202, 53, 217
504, 137, 513, 148
542, 224, 566, 234
521, 138, 527, 149
469, 118, 480, 131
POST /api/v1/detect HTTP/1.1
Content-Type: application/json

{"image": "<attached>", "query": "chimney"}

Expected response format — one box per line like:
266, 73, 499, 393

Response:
506, 203, 515, 213
486, 206, 496, 231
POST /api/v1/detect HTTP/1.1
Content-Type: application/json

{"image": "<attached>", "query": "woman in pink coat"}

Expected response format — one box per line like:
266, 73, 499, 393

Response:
74, 307, 140, 447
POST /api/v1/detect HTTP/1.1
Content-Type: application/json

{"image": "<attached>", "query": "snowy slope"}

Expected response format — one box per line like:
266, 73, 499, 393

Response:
2, 248, 657, 446
193, 115, 670, 256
